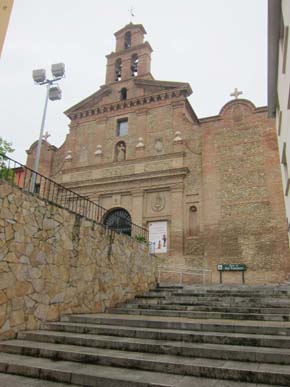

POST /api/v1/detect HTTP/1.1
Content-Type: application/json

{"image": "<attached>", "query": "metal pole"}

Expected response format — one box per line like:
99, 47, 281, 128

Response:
30, 83, 50, 192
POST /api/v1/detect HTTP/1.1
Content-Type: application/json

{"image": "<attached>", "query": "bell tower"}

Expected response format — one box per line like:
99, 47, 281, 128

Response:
105, 23, 153, 84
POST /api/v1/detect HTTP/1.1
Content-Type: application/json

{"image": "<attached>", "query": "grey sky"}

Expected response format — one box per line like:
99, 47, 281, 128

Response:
0, 0, 267, 164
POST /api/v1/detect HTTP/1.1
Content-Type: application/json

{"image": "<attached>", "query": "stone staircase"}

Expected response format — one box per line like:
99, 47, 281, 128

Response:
1, 285, 290, 386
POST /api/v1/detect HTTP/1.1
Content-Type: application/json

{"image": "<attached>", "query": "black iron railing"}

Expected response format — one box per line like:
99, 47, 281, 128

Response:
0, 155, 148, 242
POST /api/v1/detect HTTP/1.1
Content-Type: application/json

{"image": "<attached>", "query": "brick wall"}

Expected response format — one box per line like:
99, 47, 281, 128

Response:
200, 100, 290, 284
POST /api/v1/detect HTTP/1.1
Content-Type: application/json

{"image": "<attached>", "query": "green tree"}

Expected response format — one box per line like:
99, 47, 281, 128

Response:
0, 137, 15, 182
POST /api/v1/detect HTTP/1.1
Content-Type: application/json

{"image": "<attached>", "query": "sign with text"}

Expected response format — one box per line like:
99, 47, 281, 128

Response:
149, 221, 167, 253
217, 264, 247, 271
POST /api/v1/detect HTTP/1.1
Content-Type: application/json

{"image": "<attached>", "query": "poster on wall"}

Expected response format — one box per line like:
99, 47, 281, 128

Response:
149, 221, 167, 253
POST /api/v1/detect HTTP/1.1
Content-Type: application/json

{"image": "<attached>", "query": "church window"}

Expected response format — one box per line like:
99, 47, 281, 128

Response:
131, 54, 139, 76
117, 118, 128, 136
115, 58, 122, 81
115, 141, 126, 162
124, 31, 131, 49
120, 87, 127, 100
103, 207, 132, 236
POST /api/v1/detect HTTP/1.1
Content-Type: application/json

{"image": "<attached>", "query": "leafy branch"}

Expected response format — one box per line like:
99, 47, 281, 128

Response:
0, 137, 15, 182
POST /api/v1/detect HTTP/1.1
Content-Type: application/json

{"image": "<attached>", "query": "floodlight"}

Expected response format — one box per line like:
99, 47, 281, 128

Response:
49, 85, 62, 101
32, 69, 46, 83
31, 62, 65, 192
51, 63, 65, 78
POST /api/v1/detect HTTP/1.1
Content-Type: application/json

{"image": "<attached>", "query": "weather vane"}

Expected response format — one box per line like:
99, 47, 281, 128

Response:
130, 6, 135, 23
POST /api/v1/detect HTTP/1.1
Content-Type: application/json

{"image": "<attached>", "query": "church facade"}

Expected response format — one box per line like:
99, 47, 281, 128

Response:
26, 23, 290, 284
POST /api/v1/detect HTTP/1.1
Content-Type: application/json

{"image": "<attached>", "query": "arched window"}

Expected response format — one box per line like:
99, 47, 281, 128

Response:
120, 87, 127, 100
103, 208, 132, 236
115, 141, 126, 162
115, 58, 122, 81
124, 31, 131, 49
131, 54, 139, 77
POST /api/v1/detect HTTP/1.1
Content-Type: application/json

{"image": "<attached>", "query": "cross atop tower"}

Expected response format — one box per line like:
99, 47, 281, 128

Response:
129, 6, 135, 23
43, 131, 51, 141
230, 88, 243, 99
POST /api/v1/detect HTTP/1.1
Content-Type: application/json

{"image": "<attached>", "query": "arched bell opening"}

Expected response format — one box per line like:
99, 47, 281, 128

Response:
131, 54, 139, 77
124, 31, 131, 49
115, 58, 122, 81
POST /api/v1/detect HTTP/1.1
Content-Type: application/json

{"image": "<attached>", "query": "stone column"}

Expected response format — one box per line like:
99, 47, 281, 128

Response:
170, 185, 184, 254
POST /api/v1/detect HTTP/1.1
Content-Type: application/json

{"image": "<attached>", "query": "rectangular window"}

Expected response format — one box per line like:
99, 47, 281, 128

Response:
280, 10, 288, 74
282, 26, 288, 74
117, 118, 128, 136
280, 12, 285, 45
282, 142, 287, 165
278, 110, 283, 135
281, 142, 290, 196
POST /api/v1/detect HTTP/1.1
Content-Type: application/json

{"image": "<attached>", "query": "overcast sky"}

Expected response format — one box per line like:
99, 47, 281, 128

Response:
0, 0, 267, 164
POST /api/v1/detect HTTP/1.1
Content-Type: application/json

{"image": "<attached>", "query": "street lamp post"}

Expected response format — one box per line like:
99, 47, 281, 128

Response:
30, 63, 65, 192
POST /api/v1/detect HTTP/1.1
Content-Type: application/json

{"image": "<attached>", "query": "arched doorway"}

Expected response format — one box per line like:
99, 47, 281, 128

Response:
103, 207, 132, 236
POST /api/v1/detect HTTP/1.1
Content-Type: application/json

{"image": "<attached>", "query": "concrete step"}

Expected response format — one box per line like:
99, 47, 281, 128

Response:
0, 352, 282, 387
43, 321, 290, 349
171, 290, 290, 297
0, 373, 79, 386
17, 329, 290, 364
167, 285, 290, 295
131, 296, 290, 307
110, 307, 290, 321
152, 285, 184, 290
156, 294, 290, 303
122, 302, 290, 314
138, 293, 285, 300
61, 313, 290, 335
0, 339, 290, 385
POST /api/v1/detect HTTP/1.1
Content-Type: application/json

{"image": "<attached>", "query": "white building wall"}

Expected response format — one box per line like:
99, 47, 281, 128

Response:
277, 0, 290, 227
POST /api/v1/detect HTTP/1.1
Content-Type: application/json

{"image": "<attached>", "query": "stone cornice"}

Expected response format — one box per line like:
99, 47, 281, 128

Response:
67, 88, 189, 121
60, 151, 185, 174
114, 23, 147, 37
106, 41, 153, 59
60, 167, 189, 190
64, 86, 112, 116
199, 103, 268, 124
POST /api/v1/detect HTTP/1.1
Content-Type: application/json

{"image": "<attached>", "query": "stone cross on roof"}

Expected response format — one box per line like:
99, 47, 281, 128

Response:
230, 88, 243, 99
43, 131, 51, 141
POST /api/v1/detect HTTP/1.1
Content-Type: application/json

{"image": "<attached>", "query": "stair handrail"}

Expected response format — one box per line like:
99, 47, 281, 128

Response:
0, 155, 148, 242
158, 266, 213, 285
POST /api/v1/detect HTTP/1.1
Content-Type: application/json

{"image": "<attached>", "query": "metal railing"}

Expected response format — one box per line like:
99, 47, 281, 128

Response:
158, 266, 213, 285
0, 155, 148, 242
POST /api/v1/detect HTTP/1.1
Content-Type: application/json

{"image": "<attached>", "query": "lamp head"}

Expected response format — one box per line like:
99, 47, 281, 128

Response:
49, 85, 62, 101
32, 69, 46, 83
51, 63, 65, 78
